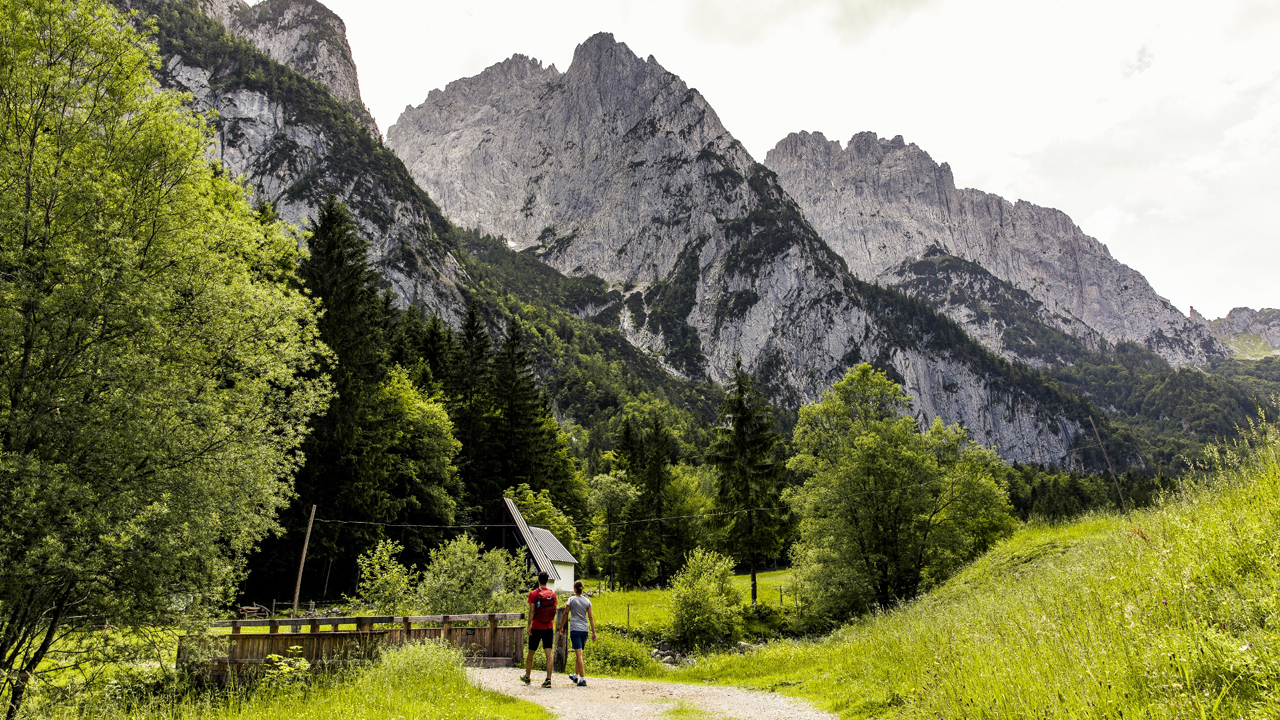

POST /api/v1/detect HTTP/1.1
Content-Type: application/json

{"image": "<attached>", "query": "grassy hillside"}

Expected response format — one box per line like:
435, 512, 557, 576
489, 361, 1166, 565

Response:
652, 424, 1280, 718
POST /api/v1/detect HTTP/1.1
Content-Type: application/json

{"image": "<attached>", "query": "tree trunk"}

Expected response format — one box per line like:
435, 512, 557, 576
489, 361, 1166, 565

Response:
750, 557, 757, 605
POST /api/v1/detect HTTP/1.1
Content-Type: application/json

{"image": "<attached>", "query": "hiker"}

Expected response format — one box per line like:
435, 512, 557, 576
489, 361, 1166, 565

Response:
560, 579, 596, 687
522, 570, 557, 687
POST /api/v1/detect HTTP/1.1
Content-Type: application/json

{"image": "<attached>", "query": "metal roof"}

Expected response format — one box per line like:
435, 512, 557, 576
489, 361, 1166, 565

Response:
503, 497, 558, 581
528, 526, 577, 565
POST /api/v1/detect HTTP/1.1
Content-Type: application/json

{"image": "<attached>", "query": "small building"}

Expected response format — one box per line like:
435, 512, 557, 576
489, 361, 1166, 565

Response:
503, 498, 578, 593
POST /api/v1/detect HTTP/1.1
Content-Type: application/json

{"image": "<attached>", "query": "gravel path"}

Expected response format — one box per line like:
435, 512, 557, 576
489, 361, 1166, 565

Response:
470, 667, 836, 720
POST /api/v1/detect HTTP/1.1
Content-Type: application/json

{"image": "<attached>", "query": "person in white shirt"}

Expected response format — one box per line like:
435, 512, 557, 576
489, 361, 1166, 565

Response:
560, 580, 597, 687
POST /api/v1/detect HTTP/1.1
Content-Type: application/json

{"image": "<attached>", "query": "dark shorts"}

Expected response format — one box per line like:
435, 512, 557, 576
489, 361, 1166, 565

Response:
528, 628, 553, 651
570, 631, 589, 650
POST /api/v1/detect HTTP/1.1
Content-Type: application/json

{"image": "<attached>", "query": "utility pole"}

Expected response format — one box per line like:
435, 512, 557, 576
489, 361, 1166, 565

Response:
1089, 417, 1129, 517
292, 505, 317, 619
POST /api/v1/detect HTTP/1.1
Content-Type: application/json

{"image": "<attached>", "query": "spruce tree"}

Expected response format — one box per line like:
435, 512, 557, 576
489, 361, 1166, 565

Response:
707, 358, 787, 604
446, 303, 498, 521
290, 196, 398, 580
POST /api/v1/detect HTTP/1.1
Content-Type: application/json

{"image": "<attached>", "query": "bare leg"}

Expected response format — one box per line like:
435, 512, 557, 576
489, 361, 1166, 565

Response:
524, 648, 536, 678
544, 647, 554, 680
575, 648, 586, 678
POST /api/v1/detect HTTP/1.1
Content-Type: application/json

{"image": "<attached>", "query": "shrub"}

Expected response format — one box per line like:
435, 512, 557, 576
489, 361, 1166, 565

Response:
739, 603, 787, 640
668, 548, 742, 650
351, 537, 525, 615
585, 632, 661, 674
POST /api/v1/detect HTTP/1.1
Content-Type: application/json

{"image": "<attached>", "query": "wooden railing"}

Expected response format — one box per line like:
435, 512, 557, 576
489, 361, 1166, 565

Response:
180, 613, 526, 678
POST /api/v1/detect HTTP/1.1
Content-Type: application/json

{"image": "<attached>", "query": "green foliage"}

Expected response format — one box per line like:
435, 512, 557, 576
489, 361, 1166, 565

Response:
669, 549, 743, 650
504, 483, 582, 559
248, 197, 461, 600
0, 1, 329, 715
351, 540, 416, 614
586, 473, 638, 582
43, 642, 550, 719
583, 632, 662, 675
788, 366, 1018, 625
707, 359, 789, 603
352, 537, 525, 616
1048, 342, 1273, 469
666, 422, 1280, 719
414, 536, 527, 616
447, 227, 721, 474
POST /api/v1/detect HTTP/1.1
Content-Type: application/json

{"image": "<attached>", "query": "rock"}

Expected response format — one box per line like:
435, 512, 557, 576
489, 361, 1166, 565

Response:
387, 33, 1092, 466
198, 0, 379, 135
1209, 307, 1280, 357
763, 130, 1226, 367
662, 655, 677, 665
657, 641, 671, 652
132, 2, 466, 320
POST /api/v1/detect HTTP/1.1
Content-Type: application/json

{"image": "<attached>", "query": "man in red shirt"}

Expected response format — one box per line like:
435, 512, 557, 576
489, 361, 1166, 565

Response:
521, 571, 558, 687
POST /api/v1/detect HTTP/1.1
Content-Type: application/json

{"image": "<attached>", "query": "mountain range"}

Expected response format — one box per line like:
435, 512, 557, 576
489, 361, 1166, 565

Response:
121, 0, 1278, 469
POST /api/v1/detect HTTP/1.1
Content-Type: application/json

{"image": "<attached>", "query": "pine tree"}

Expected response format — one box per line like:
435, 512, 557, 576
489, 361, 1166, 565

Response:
708, 358, 787, 604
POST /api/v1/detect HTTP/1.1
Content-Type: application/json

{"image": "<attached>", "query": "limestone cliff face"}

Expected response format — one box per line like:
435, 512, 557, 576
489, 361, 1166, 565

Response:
132, 0, 465, 318
198, 0, 379, 135
388, 33, 1089, 465
1208, 307, 1280, 357
764, 131, 1227, 367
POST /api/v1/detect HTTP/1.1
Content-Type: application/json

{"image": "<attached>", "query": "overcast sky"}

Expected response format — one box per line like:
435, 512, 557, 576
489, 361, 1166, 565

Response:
290, 0, 1280, 319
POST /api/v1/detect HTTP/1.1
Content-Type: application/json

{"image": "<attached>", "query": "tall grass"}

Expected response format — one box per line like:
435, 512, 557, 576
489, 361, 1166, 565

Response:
663, 423, 1280, 718
33, 642, 548, 720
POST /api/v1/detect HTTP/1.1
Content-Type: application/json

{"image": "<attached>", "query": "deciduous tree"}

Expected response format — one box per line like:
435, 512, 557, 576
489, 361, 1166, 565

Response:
0, 1, 328, 715
788, 365, 1017, 626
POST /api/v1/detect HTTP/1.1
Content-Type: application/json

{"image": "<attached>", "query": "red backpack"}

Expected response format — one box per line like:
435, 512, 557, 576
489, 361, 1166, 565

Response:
531, 587, 557, 625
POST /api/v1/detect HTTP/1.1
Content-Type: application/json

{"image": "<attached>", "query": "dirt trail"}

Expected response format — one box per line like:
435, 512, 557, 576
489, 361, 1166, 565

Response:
470, 667, 836, 720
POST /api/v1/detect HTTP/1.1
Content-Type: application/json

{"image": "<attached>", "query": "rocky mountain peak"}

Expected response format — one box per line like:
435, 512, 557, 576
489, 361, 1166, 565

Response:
386, 35, 1097, 465
198, 0, 379, 135
766, 129, 1226, 366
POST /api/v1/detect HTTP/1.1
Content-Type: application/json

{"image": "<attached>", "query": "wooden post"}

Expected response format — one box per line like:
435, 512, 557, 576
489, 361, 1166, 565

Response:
553, 607, 568, 672
402, 617, 412, 642
442, 616, 452, 644
231, 624, 242, 635
488, 614, 498, 656
292, 505, 317, 619
310, 620, 320, 634
269, 619, 280, 634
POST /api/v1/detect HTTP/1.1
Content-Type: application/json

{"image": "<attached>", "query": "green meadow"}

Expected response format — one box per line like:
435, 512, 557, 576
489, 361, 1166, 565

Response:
650, 431, 1280, 718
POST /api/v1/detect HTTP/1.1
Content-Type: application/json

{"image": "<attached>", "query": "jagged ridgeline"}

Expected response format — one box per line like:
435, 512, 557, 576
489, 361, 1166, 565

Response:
388, 33, 1115, 466
764, 131, 1226, 368
117, 0, 466, 316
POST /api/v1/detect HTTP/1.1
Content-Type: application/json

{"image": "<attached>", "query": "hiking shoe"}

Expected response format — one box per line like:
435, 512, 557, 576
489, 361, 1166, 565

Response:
519, 675, 531, 685
541, 678, 552, 688
578, 679, 587, 687
568, 674, 578, 684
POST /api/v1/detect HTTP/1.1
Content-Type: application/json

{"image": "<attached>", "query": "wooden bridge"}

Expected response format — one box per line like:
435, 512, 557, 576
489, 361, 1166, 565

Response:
179, 613, 526, 679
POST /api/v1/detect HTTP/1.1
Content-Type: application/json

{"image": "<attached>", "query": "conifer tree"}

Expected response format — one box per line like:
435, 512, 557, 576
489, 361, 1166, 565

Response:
287, 196, 398, 577
614, 415, 677, 586
707, 358, 787, 604
446, 303, 498, 521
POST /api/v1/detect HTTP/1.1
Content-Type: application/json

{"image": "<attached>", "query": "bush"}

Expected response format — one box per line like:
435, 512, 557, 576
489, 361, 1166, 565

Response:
668, 548, 742, 650
585, 632, 661, 674
739, 603, 787, 640
351, 537, 526, 615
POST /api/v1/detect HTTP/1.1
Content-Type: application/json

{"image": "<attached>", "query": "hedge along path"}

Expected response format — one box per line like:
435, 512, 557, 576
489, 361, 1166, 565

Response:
471, 667, 836, 720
